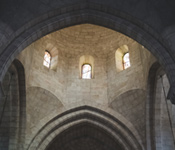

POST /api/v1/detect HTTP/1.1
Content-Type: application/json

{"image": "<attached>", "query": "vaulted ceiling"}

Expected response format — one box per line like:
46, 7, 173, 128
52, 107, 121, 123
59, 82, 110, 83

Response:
36, 24, 135, 58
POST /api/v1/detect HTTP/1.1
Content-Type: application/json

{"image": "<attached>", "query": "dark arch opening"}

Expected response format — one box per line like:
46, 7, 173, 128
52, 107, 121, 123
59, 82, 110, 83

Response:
0, 59, 26, 150
46, 122, 125, 150
28, 105, 143, 150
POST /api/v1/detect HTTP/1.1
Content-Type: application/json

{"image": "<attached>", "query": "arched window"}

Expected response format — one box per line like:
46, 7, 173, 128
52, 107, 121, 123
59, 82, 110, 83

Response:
79, 55, 94, 79
123, 52, 130, 69
115, 45, 130, 72
43, 50, 51, 68
82, 64, 92, 79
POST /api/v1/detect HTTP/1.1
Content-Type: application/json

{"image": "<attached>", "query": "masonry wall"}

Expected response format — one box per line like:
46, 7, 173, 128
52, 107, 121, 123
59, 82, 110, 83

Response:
107, 43, 156, 103
65, 56, 108, 105
17, 24, 125, 106
16, 24, 158, 149
107, 42, 156, 146
26, 87, 63, 135
17, 24, 156, 106
0, 61, 26, 150
17, 36, 68, 103
0, 0, 175, 149
0, 71, 11, 150
152, 74, 175, 150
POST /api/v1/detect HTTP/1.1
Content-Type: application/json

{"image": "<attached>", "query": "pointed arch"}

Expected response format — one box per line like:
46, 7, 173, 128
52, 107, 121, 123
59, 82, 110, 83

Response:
27, 105, 144, 150
0, 59, 26, 150
0, 2, 175, 103
146, 62, 175, 149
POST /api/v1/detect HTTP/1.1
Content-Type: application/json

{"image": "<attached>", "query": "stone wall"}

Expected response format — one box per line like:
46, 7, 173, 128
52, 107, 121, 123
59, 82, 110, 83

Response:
17, 24, 137, 106
110, 89, 146, 145
26, 87, 63, 135
0, 60, 26, 150
17, 37, 67, 102
0, 1, 175, 149
153, 74, 175, 150
107, 41, 156, 146
65, 56, 108, 105
107, 42, 156, 103
16, 24, 157, 149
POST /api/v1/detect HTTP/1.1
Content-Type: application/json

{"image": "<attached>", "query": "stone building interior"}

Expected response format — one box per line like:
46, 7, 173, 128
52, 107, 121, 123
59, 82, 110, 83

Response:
0, 1, 175, 150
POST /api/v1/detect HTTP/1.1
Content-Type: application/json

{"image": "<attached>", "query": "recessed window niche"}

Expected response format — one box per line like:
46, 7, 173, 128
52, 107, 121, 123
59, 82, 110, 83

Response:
115, 45, 130, 72
43, 47, 58, 71
79, 55, 94, 79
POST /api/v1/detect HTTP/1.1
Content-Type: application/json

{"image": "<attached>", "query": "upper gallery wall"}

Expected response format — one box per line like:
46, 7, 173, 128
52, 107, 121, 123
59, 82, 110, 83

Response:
17, 24, 156, 105
17, 24, 156, 149
1, 1, 175, 103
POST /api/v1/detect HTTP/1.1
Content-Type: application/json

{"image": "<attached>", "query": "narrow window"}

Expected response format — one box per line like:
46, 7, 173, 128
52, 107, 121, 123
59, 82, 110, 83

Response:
123, 53, 130, 69
82, 64, 92, 79
43, 50, 51, 68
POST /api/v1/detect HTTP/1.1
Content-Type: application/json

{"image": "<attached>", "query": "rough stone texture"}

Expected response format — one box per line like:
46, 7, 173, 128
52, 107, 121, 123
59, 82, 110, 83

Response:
154, 75, 175, 150
27, 106, 143, 150
110, 89, 146, 146
0, 0, 175, 34
15, 24, 159, 149
17, 37, 67, 102
0, 1, 175, 149
0, 60, 26, 150
1, 2, 175, 99
0, 71, 11, 150
17, 24, 137, 105
161, 75, 175, 150
14, 24, 163, 149
50, 24, 134, 58
46, 123, 124, 150
146, 63, 175, 150
107, 43, 156, 103
26, 87, 63, 135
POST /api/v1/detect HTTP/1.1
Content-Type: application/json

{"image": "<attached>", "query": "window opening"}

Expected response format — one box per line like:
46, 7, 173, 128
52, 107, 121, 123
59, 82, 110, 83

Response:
123, 53, 130, 69
43, 50, 51, 68
82, 64, 92, 79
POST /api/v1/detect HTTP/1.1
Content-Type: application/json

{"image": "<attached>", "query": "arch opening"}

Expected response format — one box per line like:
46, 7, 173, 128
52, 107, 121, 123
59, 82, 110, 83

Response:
0, 5, 175, 105
27, 106, 143, 150
0, 2, 175, 150
46, 122, 125, 150
0, 59, 26, 150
